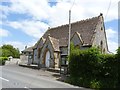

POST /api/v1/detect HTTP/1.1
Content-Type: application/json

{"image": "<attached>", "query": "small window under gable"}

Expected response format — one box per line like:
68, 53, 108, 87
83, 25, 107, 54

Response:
101, 27, 103, 31
71, 32, 83, 47
100, 41, 103, 53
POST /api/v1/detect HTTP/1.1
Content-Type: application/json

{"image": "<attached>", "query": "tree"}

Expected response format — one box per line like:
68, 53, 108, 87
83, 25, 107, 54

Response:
0, 44, 20, 58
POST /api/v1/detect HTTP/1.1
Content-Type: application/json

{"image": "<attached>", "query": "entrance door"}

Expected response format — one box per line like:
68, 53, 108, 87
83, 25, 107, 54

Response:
45, 50, 50, 67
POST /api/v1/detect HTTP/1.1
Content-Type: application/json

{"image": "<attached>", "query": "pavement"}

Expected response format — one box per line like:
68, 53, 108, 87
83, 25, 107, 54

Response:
19, 63, 60, 73
0, 64, 91, 89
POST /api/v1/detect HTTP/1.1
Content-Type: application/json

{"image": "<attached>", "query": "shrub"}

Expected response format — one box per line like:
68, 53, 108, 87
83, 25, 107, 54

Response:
98, 54, 117, 88
90, 79, 101, 89
68, 45, 118, 89
116, 47, 120, 88
0, 57, 8, 65
69, 47, 101, 88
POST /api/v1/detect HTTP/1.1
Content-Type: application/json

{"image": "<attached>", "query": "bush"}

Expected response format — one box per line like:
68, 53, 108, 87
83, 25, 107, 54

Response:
69, 47, 101, 88
0, 57, 8, 65
90, 79, 101, 89
116, 47, 120, 88
98, 54, 117, 88
68, 44, 119, 89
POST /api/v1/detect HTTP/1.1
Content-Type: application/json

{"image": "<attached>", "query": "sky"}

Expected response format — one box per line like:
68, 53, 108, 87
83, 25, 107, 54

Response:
0, 0, 119, 53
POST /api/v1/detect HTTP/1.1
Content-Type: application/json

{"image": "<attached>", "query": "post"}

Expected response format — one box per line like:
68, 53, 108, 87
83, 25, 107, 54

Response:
68, 10, 71, 56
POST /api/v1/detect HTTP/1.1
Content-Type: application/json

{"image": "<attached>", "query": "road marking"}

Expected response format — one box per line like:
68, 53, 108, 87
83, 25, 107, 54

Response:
0, 77, 9, 82
24, 86, 32, 90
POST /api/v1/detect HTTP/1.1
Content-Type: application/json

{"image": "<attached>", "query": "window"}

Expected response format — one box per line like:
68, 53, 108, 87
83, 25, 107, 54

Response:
101, 27, 103, 31
100, 41, 103, 53
38, 48, 41, 58
75, 45, 80, 48
103, 48, 105, 53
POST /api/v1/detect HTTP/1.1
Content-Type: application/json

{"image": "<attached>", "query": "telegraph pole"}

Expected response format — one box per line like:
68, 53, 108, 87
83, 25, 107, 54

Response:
68, 10, 71, 56
68, 0, 75, 56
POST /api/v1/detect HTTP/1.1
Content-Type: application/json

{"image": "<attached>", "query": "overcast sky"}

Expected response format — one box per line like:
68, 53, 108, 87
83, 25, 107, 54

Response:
1, 0, 119, 53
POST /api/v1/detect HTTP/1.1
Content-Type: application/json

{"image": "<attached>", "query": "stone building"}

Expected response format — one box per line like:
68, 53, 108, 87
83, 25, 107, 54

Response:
20, 46, 33, 65
33, 14, 108, 69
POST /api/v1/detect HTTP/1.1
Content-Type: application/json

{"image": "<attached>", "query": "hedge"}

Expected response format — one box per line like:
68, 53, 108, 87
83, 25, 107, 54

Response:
0, 57, 8, 65
68, 46, 119, 89
116, 47, 120, 88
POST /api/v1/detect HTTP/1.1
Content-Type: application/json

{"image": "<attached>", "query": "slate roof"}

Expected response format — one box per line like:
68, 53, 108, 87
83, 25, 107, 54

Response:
33, 37, 45, 49
22, 46, 33, 52
48, 36, 60, 51
42, 14, 102, 46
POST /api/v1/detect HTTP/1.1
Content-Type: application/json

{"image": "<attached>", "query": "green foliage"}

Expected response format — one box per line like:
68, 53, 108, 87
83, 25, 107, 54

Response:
0, 44, 20, 58
90, 79, 101, 89
68, 44, 119, 89
116, 47, 120, 59
0, 57, 8, 65
98, 54, 117, 88
116, 47, 120, 88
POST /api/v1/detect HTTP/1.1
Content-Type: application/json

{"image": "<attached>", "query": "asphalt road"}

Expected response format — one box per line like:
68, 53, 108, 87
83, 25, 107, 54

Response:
0, 65, 91, 90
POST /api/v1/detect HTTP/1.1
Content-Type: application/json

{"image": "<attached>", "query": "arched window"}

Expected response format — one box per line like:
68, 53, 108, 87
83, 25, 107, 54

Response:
38, 48, 41, 58
103, 48, 105, 53
101, 27, 103, 31
100, 41, 103, 53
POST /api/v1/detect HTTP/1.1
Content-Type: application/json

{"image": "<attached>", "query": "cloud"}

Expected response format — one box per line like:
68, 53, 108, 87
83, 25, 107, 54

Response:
1, 40, 36, 52
106, 28, 118, 53
2, 0, 119, 23
107, 40, 118, 53
2, 0, 51, 20
106, 28, 117, 39
6, 20, 49, 39
2, 0, 119, 28
0, 28, 10, 37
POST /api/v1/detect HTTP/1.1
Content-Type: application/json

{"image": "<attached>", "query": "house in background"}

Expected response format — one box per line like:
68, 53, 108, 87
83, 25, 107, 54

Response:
20, 46, 33, 65
32, 13, 108, 69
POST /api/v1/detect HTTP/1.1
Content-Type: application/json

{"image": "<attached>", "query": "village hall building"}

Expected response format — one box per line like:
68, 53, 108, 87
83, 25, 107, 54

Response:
28, 13, 108, 69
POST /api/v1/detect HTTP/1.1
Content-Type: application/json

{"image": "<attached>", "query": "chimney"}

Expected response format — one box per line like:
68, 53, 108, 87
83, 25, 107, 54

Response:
48, 27, 50, 30
100, 13, 103, 16
25, 46, 27, 49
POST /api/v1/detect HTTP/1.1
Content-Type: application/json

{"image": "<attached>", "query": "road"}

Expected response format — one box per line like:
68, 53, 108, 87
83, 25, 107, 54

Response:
0, 65, 90, 89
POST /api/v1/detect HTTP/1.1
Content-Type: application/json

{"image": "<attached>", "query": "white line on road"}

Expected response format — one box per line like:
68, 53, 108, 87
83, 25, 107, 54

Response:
24, 86, 32, 90
0, 77, 9, 82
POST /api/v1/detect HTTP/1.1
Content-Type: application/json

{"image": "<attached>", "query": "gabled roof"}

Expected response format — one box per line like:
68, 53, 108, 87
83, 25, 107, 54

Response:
42, 14, 102, 46
33, 37, 45, 49
22, 46, 33, 52
71, 32, 84, 44
48, 36, 60, 51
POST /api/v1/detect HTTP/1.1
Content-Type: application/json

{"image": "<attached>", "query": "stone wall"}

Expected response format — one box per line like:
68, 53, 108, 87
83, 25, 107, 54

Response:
40, 38, 55, 68
20, 55, 28, 64
33, 49, 38, 64
33, 38, 44, 64
92, 16, 108, 53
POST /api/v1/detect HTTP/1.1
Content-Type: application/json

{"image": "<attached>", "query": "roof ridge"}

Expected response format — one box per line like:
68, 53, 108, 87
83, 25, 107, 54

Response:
48, 15, 99, 31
